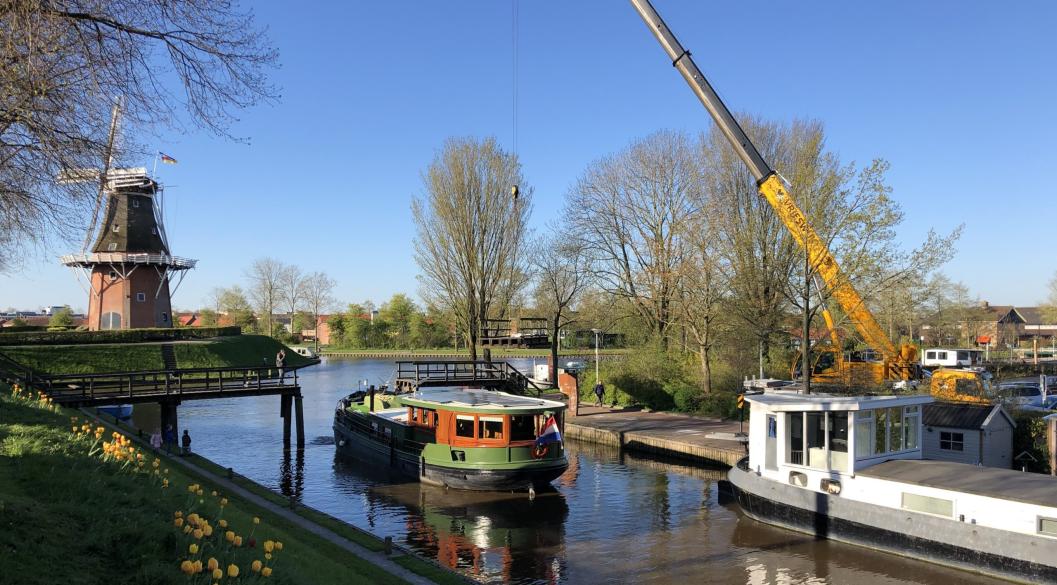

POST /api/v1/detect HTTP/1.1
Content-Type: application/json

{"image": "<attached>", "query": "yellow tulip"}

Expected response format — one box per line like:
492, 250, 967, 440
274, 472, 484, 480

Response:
275, 541, 283, 551
174, 517, 184, 528
203, 525, 213, 537
225, 530, 235, 543
193, 559, 203, 573
183, 524, 193, 534
263, 540, 274, 553
174, 511, 183, 518
71, 426, 78, 433
180, 560, 194, 575
212, 490, 218, 496
212, 568, 223, 580
189, 543, 199, 554
251, 559, 262, 573
220, 497, 228, 506
193, 528, 204, 540
262, 566, 272, 577
219, 519, 228, 528
197, 489, 204, 497
188, 513, 199, 524
253, 516, 260, 525
265, 553, 272, 560
207, 557, 219, 571
234, 536, 243, 547
227, 564, 239, 578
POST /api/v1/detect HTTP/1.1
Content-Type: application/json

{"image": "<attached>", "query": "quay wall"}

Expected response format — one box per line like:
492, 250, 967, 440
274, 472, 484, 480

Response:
566, 421, 743, 467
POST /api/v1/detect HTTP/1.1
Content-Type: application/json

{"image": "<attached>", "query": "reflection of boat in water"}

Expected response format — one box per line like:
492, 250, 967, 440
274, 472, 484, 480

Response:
333, 386, 568, 491
362, 475, 568, 584
98, 404, 133, 420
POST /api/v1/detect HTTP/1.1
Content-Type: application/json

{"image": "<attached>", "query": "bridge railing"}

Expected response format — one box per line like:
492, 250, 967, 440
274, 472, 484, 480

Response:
37, 364, 303, 403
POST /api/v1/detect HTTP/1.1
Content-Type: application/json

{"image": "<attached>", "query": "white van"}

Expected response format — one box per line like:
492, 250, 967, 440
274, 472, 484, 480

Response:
921, 348, 983, 368
293, 346, 318, 359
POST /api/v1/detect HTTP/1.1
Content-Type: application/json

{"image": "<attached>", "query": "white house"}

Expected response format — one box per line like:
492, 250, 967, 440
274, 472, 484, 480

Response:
922, 402, 1014, 468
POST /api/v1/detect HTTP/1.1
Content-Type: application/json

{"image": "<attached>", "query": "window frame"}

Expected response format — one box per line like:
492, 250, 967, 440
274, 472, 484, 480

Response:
939, 431, 965, 452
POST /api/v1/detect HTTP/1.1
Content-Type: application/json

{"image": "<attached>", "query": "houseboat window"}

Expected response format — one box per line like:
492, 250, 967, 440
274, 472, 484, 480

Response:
940, 431, 964, 452
510, 415, 536, 441
806, 413, 826, 468
828, 413, 848, 454
1038, 517, 1057, 537
787, 412, 804, 465
888, 407, 904, 451
904, 406, 920, 449
875, 408, 888, 453
478, 416, 504, 440
854, 412, 874, 458
902, 492, 953, 518
455, 415, 475, 438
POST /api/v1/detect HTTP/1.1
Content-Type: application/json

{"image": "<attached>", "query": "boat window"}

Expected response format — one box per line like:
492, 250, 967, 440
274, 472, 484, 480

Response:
478, 416, 504, 440
940, 431, 964, 452
902, 492, 953, 518
874, 408, 888, 454
828, 413, 848, 453
787, 412, 803, 465
1038, 517, 1057, 537
904, 407, 920, 450
806, 413, 825, 469
510, 415, 536, 441
455, 415, 475, 438
888, 407, 904, 451
854, 413, 874, 458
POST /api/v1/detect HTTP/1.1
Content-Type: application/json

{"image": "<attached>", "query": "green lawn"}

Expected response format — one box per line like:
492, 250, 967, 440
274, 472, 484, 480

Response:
0, 335, 312, 376
323, 347, 628, 357
0, 387, 409, 585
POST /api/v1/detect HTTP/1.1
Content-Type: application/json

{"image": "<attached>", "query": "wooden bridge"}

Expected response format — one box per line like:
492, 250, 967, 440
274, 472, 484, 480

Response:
0, 351, 309, 449
393, 360, 547, 395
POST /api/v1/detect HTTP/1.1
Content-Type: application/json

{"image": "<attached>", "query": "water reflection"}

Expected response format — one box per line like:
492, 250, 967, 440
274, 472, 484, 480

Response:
278, 449, 305, 500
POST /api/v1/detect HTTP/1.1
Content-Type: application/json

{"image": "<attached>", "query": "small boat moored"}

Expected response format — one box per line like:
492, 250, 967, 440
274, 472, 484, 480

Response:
334, 385, 568, 491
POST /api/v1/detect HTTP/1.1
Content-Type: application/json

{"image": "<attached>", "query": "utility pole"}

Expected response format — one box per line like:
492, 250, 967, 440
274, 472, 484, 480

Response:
801, 188, 812, 395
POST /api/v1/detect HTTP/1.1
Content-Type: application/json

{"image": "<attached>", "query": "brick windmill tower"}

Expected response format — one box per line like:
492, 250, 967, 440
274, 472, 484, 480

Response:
59, 102, 196, 330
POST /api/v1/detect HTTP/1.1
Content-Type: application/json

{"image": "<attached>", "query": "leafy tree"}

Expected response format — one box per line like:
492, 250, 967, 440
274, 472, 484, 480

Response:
411, 304, 454, 349
48, 307, 74, 328
378, 294, 417, 349
197, 309, 219, 327
412, 136, 531, 360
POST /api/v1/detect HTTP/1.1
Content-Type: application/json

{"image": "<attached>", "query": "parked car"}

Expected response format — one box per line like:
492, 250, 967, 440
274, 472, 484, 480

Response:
995, 376, 1057, 408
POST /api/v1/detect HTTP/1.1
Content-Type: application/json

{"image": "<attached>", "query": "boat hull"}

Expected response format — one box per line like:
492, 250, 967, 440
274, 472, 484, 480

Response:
334, 415, 567, 491
726, 459, 1057, 584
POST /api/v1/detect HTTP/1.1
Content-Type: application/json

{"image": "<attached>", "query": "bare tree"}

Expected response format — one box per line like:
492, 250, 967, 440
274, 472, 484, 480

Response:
531, 233, 590, 384
279, 265, 306, 332
565, 130, 702, 350
0, 1, 278, 269
412, 136, 531, 361
303, 271, 336, 351
246, 258, 284, 337
676, 212, 729, 395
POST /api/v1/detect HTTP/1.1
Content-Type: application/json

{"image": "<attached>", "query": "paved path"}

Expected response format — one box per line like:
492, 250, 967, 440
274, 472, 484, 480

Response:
566, 406, 747, 467
87, 413, 449, 585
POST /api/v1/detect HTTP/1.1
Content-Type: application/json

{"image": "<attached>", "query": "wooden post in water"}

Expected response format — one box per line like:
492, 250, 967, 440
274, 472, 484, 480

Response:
281, 394, 292, 448
294, 394, 305, 449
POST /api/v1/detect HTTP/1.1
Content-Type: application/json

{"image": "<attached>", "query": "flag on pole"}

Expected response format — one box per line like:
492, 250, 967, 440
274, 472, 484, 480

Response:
159, 152, 178, 164
534, 416, 562, 448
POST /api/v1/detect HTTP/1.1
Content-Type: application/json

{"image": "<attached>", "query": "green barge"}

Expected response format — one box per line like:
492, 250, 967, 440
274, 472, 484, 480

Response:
333, 386, 568, 491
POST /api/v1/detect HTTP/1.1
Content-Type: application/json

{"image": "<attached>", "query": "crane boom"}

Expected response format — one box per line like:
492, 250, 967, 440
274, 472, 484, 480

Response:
630, 0, 911, 379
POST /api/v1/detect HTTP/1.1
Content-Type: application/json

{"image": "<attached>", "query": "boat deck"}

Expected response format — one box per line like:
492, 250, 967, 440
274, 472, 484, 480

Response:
860, 459, 1057, 509
374, 407, 409, 426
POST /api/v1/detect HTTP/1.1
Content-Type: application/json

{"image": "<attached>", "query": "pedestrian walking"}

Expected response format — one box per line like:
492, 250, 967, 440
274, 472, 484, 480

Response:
163, 424, 176, 454
594, 380, 605, 407
149, 428, 162, 451
276, 349, 287, 382
181, 429, 192, 456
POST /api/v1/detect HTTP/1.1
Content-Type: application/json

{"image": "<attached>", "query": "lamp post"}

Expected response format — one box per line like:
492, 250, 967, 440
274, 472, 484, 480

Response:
591, 328, 601, 383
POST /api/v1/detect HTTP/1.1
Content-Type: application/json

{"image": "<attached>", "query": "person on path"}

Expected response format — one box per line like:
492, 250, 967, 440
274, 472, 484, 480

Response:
163, 424, 176, 454
181, 429, 192, 456
594, 381, 605, 407
276, 349, 287, 382
149, 428, 162, 451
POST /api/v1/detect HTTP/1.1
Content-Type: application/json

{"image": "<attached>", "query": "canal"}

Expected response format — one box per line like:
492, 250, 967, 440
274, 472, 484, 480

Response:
180, 357, 1005, 585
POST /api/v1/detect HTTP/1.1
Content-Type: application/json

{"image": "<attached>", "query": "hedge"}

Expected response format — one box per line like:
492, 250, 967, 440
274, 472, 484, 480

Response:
0, 325, 49, 333
0, 326, 241, 346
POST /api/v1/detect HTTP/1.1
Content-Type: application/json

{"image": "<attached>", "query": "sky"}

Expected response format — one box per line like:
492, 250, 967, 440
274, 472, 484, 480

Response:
3, 0, 1056, 313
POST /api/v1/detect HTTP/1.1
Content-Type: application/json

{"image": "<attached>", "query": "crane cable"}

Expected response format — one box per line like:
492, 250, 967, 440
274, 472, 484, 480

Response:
511, 0, 520, 201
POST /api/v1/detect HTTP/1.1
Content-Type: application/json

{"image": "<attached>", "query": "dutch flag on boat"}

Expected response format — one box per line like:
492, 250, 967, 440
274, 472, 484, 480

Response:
535, 416, 562, 447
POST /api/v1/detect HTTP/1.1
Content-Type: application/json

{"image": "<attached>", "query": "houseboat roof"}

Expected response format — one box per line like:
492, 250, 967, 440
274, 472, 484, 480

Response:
401, 387, 566, 414
747, 390, 933, 412
923, 402, 1014, 430
860, 459, 1057, 509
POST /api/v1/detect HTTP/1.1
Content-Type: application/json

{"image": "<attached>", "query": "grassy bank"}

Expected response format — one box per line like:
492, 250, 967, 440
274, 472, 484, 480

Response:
322, 347, 628, 358
1, 335, 312, 375
0, 385, 412, 585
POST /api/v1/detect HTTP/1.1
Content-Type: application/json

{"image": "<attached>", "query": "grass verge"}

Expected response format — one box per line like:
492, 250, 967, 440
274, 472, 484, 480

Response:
0, 384, 408, 585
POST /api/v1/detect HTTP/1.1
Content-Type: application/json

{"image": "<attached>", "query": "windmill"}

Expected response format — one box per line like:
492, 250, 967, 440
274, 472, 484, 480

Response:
59, 99, 196, 331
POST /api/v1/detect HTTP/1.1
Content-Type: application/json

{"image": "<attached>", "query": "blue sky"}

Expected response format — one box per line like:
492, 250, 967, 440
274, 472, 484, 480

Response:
3, 0, 1056, 312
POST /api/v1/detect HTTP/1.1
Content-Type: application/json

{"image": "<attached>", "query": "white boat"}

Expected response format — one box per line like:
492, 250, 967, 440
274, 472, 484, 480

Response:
726, 386, 1057, 583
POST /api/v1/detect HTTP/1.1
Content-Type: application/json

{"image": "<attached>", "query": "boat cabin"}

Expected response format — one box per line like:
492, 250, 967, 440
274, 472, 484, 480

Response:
746, 390, 933, 488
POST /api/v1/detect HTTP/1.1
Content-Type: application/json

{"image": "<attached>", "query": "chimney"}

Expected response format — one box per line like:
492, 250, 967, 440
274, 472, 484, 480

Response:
980, 300, 990, 309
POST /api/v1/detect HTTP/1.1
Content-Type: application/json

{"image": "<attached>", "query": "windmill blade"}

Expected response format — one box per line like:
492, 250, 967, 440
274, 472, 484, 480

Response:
82, 98, 123, 252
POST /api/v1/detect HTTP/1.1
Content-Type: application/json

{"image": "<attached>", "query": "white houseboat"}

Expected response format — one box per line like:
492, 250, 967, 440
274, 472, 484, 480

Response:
727, 386, 1057, 584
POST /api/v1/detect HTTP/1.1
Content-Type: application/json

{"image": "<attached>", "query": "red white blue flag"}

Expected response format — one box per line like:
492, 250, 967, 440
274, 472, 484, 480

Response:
159, 152, 178, 164
535, 416, 562, 447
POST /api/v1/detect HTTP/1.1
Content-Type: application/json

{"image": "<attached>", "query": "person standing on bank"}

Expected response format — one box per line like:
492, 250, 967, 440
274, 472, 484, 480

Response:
181, 429, 192, 456
163, 424, 177, 454
276, 349, 286, 382
594, 380, 605, 407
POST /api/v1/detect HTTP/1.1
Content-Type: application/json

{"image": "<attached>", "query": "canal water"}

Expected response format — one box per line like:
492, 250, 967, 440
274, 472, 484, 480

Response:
179, 357, 1005, 585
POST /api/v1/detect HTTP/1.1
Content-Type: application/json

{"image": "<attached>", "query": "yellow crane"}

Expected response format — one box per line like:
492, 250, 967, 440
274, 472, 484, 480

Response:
629, 0, 990, 402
